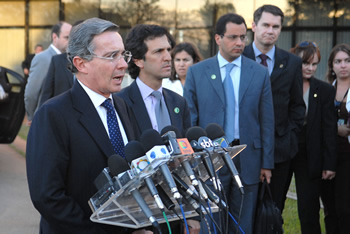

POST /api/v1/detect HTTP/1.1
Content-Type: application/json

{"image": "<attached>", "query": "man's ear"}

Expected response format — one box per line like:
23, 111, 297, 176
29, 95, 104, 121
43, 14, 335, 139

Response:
73, 56, 88, 74
133, 58, 144, 69
252, 22, 256, 33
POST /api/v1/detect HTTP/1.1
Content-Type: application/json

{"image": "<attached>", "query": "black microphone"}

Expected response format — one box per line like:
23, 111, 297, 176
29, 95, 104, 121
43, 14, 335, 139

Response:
156, 184, 175, 211
172, 173, 201, 202
108, 154, 160, 230
199, 178, 228, 210
140, 129, 181, 200
206, 123, 244, 195
161, 125, 199, 187
185, 126, 220, 191
124, 141, 165, 210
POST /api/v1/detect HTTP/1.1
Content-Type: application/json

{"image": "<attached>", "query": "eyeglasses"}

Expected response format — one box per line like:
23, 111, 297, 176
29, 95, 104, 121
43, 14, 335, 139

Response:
221, 34, 248, 42
90, 50, 132, 64
299, 41, 317, 48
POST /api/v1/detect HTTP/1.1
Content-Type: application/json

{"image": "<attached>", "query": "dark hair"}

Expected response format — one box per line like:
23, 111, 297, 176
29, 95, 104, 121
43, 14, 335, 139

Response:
51, 21, 66, 40
125, 24, 175, 79
170, 42, 203, 81
253, 4, 284, 25
290, 41, 321, 65
215, 13, 247, 36
67, 18, 119, 73
326, 43, 350, 83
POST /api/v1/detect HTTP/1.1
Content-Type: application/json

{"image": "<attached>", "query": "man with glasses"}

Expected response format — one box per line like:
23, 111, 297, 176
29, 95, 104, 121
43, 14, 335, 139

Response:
26, 18, 140, 233
243, 5, 305, 214
184, 13, 274, 233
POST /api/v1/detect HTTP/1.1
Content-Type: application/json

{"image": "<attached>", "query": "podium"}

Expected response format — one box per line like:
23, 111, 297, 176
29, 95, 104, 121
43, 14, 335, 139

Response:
89, 145, 246, 228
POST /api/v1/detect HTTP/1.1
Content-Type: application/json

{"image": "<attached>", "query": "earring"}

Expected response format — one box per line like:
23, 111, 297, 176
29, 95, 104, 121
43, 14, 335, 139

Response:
331, 71, 335, 76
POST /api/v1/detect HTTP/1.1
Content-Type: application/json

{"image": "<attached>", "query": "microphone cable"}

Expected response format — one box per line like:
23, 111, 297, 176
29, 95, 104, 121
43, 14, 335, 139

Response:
178, 202, 190, 234
162, 210, 172, 234
207, 200, 217, 234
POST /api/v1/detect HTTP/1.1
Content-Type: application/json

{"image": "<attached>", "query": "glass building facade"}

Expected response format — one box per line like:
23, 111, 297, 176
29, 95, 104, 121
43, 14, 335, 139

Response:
1, 0, 349, 79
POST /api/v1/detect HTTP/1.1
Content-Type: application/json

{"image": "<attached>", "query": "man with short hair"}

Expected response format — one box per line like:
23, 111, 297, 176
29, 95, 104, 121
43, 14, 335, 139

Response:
243, 4, 305, 213
184, 13, 274, 233
118, 24, 191, 137
118, 24, 199, 233
26, 18, 139, 233
24, 21, 72, 124
22, 44, 43, 79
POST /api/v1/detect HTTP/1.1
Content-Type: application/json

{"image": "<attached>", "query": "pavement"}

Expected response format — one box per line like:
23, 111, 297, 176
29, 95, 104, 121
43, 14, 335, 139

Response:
0, 136, 40, 233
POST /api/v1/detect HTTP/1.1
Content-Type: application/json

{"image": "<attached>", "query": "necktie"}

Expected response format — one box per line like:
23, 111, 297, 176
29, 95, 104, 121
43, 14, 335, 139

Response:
101, 99, 125, 158
259, 54, 268, 67
152, 90, 171, 132
223, 63, 235, 143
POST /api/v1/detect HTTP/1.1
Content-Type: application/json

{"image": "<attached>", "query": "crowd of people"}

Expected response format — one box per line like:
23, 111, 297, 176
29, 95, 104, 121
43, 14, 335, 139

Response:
23, 4, 350, 234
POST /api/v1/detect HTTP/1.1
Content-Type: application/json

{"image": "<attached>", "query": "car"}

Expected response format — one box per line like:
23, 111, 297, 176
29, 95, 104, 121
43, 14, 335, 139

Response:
0, 66, 25, 144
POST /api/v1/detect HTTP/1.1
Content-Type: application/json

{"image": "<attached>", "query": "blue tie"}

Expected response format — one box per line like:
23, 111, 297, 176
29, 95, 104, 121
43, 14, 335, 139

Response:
101, 99, 125, 158
223, 63, 235, 143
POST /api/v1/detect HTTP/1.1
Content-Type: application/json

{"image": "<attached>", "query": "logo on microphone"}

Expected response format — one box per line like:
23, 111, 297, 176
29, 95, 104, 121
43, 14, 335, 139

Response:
198, 137, 214, 150
213, 137, 229, 148
177, 138, 194, 154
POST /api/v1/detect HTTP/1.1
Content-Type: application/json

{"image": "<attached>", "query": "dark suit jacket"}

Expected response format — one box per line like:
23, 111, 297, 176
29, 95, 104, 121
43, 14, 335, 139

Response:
26, 81, 136, 234
184, 55, 275, 185
304, 77, 337, 178
38, 53, 74, 107
243, 45, 305, 163
117, 80, 191, 137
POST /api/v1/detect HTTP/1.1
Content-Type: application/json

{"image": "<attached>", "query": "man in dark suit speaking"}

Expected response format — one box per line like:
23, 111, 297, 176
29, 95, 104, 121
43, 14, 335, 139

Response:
26, 18, 139, 233
243, 4, 305, 212
184, 13, 274, 233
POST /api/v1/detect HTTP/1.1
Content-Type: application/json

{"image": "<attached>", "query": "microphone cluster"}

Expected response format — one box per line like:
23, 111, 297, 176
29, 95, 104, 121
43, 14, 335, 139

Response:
88, 123, 246, 231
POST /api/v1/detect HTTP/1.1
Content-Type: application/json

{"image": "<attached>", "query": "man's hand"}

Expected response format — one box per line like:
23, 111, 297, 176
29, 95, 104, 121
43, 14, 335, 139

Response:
260, 169, 272, 183
338, 124, 350, 137
24, 68, 29, 76
184, 219, 200, 234
322, 170, 336, 180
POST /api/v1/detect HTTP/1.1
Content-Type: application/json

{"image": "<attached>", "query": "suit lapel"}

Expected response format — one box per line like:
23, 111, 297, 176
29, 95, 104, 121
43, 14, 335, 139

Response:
205, 57, 225, 105
112, 95, 134, 141
239, 56, 255, 104
306, 78, 318, 135
71, 82, 115, 158
128, 82, 153, 132
163, 89, 181, 130
271, 47, 288, 83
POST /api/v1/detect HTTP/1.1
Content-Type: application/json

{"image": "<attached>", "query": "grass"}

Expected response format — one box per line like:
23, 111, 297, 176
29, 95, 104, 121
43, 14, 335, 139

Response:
18, 123, 30, 140
16, 122, 326, 233
282, 198, 326, 233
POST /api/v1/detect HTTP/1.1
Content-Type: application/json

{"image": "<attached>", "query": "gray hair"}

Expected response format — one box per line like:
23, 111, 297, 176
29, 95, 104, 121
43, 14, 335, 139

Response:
67, 18, 119, 73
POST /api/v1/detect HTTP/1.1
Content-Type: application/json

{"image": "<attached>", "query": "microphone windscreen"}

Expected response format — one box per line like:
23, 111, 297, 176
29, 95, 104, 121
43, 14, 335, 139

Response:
160, 125, 183, 138
205, 123, 225, 139
108, 154, 129, 176
140, 129, 164, 152
185, 126, 207, 142
124, 140, 146, 163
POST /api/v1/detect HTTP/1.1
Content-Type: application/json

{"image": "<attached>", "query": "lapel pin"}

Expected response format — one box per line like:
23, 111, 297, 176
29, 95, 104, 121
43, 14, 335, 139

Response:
211, 74, 216, 80
279, 64, 284, 68
174, 107, 180, 114
314, 93, 317, 98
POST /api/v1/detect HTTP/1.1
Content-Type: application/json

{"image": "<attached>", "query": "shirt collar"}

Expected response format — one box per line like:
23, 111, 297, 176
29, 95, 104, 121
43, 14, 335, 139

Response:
50, 44, 62, 55
217, 51, 242, 68
136, 78, 163, 100
77, 80, 113, 108
252, 42, 275, 60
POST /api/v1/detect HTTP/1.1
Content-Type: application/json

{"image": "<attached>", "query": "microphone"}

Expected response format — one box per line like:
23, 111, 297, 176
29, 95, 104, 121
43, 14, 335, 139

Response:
140, 129, 181, 200
185, 126, 220, 191
206, 123, 244, 194
124, 141, 165, 210
156, 184, 175, 211
108, 154, 160, 230
172, 173, 201, 202
199, 178, 228, 210
161, 126, 198, 187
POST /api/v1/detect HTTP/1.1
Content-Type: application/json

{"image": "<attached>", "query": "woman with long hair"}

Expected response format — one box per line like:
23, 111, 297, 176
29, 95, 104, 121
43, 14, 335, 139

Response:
287, 41, 338, 233
324, 43, 350, 234
162, 42, 202, 96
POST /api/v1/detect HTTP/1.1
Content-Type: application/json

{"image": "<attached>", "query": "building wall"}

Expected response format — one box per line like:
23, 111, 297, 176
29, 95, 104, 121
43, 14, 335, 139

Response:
0, 0, 349, 80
